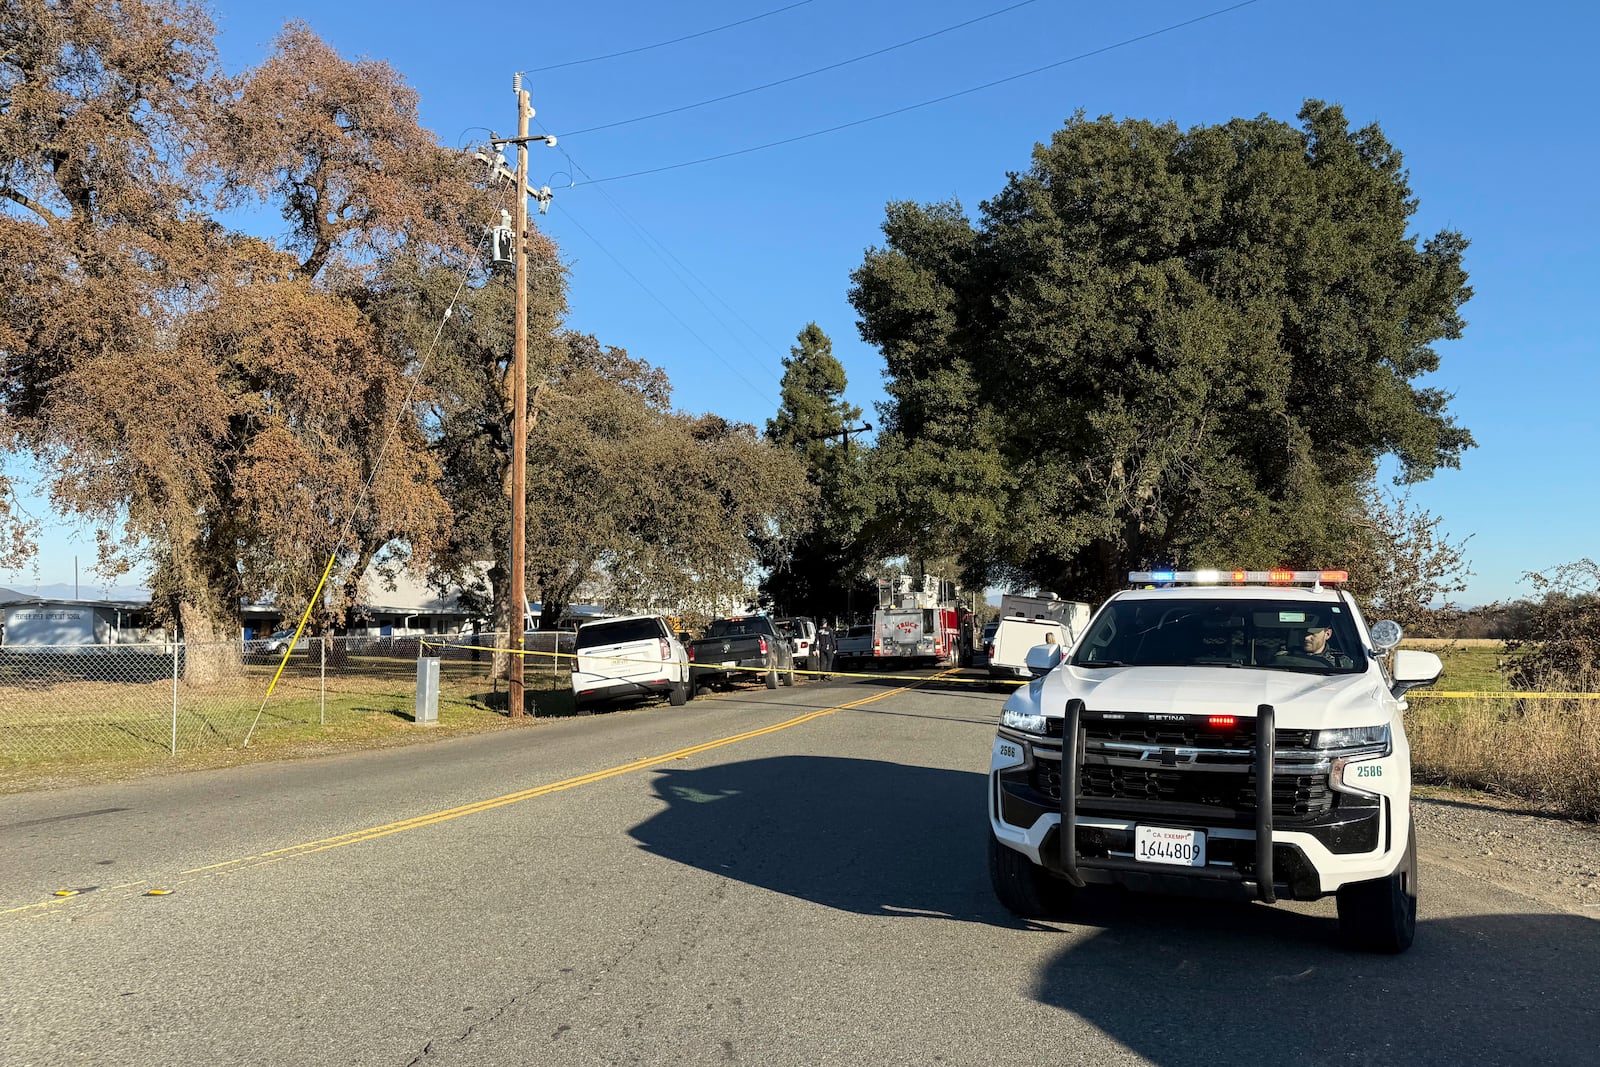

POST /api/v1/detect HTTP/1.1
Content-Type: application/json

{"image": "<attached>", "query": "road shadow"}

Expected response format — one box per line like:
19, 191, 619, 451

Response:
631, 756, 1599, 1065
630, 756, 1014, 923
1033, 896, 1600, 1066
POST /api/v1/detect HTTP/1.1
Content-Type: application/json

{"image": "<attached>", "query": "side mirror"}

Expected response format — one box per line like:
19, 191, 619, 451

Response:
1025, 643, 1063, 678
1369, 619, 1403, 654
1390, 649, 1443, 698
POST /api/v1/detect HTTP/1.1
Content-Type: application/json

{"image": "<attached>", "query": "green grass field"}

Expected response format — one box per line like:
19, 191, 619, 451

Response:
0, 651, 579, 793
1407, 641, 1509, 693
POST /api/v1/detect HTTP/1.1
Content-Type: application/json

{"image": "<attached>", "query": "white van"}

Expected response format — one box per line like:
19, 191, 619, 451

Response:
571, 615, 690, 710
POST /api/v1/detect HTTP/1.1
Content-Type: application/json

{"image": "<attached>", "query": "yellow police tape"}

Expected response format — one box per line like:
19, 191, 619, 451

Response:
416, 641, 1600, 700
1409, 691, 1600, 700
418, 641, 1025, 686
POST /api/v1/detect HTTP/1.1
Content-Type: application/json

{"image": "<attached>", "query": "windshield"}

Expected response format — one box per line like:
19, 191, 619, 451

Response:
1069, 597, 1365, 674
707, 618, 772, 638
576, 618, 662, 648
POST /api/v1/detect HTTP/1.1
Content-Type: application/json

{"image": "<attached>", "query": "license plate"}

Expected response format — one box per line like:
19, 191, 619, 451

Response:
1134, 825, 1206, 867
721, 660, 738, 667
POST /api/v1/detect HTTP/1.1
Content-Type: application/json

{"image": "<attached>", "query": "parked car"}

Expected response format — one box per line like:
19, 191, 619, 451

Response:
262, 629, 308, 655
686, 615, 795, 692
774, 616, 817, 669
570, 614, 690, 711
974, 621, 999, 668
988, 568, 1442, 952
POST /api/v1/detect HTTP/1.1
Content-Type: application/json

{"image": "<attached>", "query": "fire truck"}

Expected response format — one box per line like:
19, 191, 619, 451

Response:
869, 575, 963, 668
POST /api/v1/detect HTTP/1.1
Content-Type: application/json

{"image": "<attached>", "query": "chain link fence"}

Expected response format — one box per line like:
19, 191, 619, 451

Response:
0, 633, 574, 774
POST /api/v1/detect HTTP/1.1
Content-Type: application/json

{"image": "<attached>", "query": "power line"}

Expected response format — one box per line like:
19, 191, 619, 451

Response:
556, 0, 1045, 138
541, 132, 790, 375
572, 0, 1266, 186
587, 180, 789, 380
531, 0, 820, 73
547, 199, 780, 408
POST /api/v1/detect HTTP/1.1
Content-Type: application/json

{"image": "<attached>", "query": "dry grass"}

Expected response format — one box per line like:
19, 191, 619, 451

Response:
1409, 680, 1600, 820
1404, 637, 1505, 649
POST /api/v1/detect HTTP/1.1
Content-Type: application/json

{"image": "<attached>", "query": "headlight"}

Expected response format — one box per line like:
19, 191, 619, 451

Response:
1313, 724, 1391, 756
1001, 707, 1050, 735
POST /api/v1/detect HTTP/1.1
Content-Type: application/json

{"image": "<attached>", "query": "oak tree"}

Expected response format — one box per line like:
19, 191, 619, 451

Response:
851, 103, 1474, 601
1, 10, 469, 676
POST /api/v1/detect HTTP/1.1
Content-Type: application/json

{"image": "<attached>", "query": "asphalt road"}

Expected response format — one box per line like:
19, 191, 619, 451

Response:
2, 671, 1596, 1067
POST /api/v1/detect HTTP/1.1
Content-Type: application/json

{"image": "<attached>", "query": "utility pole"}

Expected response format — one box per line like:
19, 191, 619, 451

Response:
813, 422, 872, 454
494, 74, 559, 719
508, 74, 530, 718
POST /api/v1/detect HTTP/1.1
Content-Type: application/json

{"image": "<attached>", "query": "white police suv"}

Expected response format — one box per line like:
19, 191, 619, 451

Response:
988, 570, 1443, 952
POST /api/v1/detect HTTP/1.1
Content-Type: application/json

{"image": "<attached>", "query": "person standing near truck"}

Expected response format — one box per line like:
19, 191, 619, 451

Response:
814, 622, 837, 677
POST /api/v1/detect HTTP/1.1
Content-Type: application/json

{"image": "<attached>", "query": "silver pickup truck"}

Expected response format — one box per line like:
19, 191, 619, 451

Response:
834, 623, 874, 670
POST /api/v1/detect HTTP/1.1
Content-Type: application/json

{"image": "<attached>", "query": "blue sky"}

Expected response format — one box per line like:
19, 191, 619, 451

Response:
4, 0, 1594, 606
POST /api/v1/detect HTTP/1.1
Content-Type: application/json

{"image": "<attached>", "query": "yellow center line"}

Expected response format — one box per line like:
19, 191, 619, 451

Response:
7, 675, 942, 916
196, 680, 930, 871
1, 879, 147, 918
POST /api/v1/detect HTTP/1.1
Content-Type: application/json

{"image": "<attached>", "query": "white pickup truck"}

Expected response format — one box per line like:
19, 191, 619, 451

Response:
988, 569, 1442, 953
988, 597, 1090, 683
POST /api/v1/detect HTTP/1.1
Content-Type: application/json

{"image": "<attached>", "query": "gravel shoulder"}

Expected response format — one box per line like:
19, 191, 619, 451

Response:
1414, 784, 1600, 913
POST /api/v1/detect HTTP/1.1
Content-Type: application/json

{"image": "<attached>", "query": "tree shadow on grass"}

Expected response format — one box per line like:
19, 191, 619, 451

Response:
467, 685, 597, 719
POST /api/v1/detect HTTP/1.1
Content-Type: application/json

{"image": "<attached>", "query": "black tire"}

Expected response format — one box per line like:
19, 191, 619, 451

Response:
765, 667, 780, 690
1336, 820, 1418, 953
668, 679, 687, 706
783, 663, 796, 686
988, 833, 1076, 919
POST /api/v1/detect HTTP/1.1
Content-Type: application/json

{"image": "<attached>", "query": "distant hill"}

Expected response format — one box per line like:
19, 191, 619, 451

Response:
0, 581, 152, 602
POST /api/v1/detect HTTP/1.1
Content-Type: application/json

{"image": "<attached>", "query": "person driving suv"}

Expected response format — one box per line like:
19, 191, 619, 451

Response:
1275, 624, 1343, 668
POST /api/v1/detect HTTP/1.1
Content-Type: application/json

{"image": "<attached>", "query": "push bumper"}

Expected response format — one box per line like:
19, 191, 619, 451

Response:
991, 701, 1398, 901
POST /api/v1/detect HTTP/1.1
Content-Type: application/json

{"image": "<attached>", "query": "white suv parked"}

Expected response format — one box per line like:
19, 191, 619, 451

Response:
775, 616, 817, 669
988, 570, 1442, 952
571, 615, 691, 710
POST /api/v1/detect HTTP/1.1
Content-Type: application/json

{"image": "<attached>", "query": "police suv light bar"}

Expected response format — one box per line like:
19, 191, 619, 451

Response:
1129, 569, 1348, 586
